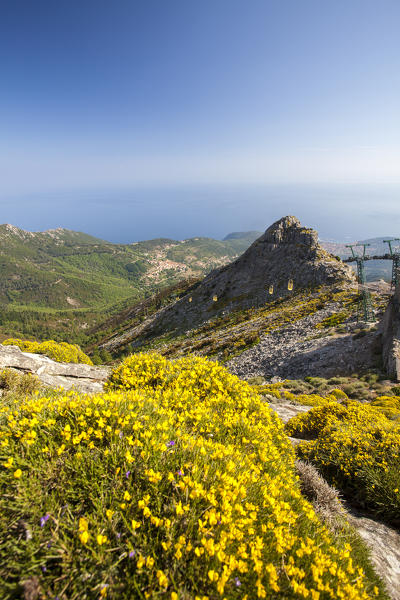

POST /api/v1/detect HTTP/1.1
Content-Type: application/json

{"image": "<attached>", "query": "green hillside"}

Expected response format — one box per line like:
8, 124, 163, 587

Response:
0, 225, 259, 343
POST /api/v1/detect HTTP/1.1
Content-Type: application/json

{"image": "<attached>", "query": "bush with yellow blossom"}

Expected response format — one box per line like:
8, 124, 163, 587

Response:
286, 402, 400, 524
2, 338, 93, 365
370, 395, 400, 420
0, 354, 387, 599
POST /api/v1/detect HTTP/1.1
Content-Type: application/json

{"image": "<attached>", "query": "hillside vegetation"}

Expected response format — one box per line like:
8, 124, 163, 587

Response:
98, 285, 361, 362
0, 220, 395, 351
0, 224, 258, 343
0, 354, 388, 599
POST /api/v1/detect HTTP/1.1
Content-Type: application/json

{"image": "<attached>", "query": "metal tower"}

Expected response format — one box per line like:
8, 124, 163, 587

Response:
345, 244, 358, 258
392, 255, 400, 289
346, 244, 374, 322
383, 239, 400, 289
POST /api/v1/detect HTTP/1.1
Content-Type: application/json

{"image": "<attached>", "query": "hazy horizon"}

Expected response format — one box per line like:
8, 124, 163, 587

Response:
1, 1, 399, 242
2, 182, 400, 244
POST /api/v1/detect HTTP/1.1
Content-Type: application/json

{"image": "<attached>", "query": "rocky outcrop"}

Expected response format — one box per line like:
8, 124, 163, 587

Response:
381, 283, 400, 381
268, 401, 315, 423
346, 507, 400, 600
101, 216, 355, 352
0, 345, 110, 393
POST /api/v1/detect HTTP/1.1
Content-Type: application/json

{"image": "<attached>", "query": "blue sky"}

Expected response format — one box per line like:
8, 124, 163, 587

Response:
1, 0, 399, 241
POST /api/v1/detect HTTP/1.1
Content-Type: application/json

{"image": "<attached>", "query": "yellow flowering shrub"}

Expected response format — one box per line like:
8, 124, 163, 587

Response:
285, 401, 382, 440
2, 338, 93, 365
105, 352, 174, 391
370, 395, 400, 420
328, 389, 349, 401
287, 403, 400, 523
286, 392, 337, 407
106, 353, 280, 409
0, 355, 385, 598
250, 382, 284, 399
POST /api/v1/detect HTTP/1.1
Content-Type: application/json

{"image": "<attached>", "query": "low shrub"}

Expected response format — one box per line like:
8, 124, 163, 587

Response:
286, 403, 400, 524
2, 338, 93, 365
315, 312, 348, 329
284, 380, 313, 394
0, 368, 41, 397
286, 402, 349, 439
370, 395, 400, 420
0, 354, 385, 599
328, 389, 349, 401
285, 393, 334, 408
249, 382, 284, 399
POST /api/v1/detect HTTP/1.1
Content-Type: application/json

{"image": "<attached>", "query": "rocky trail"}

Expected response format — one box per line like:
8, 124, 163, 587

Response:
269, 400, 400, 600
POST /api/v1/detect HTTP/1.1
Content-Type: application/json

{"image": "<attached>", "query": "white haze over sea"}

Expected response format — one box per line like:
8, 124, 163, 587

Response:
2, 183, 400, 244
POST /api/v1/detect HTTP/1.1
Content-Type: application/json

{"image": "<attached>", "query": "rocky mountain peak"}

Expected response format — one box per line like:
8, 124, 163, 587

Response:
101, 216, 356, 350
224, 216, 349, 293
260, 215, 318, 247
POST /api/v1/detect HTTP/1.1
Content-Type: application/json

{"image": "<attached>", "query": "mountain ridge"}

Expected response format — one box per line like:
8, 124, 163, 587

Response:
0, 220, 395, 346
99, 216, 357, 356
0, 223, 106, 244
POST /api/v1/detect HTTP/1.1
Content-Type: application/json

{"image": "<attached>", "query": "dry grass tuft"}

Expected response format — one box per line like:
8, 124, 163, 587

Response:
22, 576, 41, 600
296, 459, 346, 530
0, 368, 41, 397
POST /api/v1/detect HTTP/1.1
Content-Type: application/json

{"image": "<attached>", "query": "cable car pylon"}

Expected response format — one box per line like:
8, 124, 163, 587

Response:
345, 243, 374, 322
383, 239, 400, 290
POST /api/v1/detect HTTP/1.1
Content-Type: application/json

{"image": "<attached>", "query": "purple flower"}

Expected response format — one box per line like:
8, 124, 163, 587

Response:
47, 541, 52, 549
234, 577, 241, 587
125, 471, 131, 478
129, 550, 135, 558
166, 440, 175, 447
116, 532, 121, 539
40, 513, 50, 527
177, 470, 183, 476
41, 566, 47, 573
119, 431, 124, 438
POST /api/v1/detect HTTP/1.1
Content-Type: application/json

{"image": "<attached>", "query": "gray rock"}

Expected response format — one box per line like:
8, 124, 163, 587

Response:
268, 401, 313, 424
381, 282, 400, 381
0, 345, 110, 393
346, 507, 400, 600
